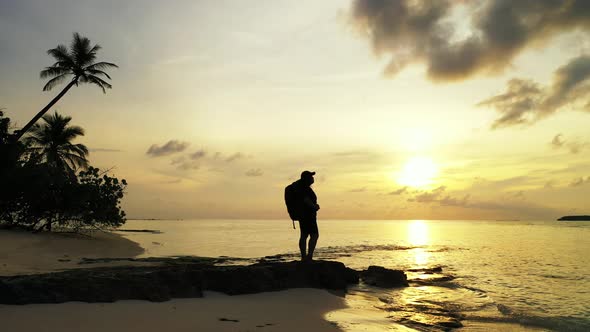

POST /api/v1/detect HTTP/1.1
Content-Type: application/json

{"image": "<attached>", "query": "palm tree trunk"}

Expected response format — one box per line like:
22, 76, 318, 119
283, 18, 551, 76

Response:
12, 78, 78, 142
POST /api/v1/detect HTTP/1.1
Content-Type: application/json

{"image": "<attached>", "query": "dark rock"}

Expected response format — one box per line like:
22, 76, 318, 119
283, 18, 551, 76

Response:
361, 266, 408, 288
557, 215, 590, 221
0, 260, 358, 304
437, 319, 463, 328
407, 266, 443, 274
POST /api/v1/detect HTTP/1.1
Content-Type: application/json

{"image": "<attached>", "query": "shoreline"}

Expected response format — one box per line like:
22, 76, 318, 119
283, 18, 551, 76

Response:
0, 229, 351, 331
0, 228, 566, 331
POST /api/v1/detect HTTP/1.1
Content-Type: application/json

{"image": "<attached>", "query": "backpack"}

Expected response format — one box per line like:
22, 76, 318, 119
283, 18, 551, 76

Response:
284, 182, 301, 223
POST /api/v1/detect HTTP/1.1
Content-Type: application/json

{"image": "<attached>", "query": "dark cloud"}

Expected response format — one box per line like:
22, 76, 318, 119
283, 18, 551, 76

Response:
478, 55, 590, 128
406, 184, 561, 218
407, 186, 470, 207
550, 134, 565, 149
245, 168, 263, 177
549, 134, 588, 154
166, 149, 252, 171
170, 156, 199, 170
349, 0, 590, 81
388, 187, 407, 195
225, 152, 244, 163
146, 140, 189, 157
190, 149, 207, 160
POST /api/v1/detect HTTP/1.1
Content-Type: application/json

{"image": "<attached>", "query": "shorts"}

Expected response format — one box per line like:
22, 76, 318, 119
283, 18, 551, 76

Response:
299, 216, 318, 236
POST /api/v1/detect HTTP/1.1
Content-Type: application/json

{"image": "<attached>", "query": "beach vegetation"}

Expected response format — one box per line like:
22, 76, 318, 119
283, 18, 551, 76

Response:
24, 111, 89, 176
0, 111, 126, 232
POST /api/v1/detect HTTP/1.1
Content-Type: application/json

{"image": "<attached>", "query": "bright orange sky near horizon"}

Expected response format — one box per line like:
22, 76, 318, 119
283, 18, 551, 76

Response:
1, 0, 589, 220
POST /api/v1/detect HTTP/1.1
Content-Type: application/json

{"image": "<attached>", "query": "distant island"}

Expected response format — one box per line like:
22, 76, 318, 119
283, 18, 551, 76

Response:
557, 215, 590, 221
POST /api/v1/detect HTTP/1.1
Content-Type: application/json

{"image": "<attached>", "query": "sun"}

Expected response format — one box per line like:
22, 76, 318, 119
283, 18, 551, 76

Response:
397, 156, 438, 188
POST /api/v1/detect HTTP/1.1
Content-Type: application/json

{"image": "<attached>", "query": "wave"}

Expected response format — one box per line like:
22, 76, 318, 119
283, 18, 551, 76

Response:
465, 311, 590, 332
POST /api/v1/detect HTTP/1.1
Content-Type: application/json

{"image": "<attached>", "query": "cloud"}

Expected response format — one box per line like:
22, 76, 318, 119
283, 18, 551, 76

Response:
146, 140, 189, 157
478, 55, 590, 128
190, 149, 207, 160
245, 168, 263, 177
407, 186, 470, 207
549, 134, 588, 154
349, 0, 590, 81
406, 184, 562, 218
388, 186, 407, 195
167, 149, 252, 171
225, 152, 244, 163
170, 156, 200, 170
569, 176, 590, 187
551, 134, 565, 149
349, 187, 367, 193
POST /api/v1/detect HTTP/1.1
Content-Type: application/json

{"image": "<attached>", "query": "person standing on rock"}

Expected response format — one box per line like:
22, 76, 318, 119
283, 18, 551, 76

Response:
285, 171, 320, 262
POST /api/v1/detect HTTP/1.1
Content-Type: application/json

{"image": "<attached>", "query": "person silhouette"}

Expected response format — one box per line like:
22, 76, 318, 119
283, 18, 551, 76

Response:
291, 170, 320, 261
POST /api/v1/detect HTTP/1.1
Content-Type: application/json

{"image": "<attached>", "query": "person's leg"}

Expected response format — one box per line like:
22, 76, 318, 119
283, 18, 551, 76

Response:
299, 234, 308, 260
306, 219, 319, 260
299, 220, 309, 261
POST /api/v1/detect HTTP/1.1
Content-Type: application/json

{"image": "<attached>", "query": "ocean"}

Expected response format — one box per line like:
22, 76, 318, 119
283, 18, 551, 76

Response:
118, 219, 590, 331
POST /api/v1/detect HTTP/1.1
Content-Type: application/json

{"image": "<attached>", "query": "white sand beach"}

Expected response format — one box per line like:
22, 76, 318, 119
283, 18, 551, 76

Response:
0, 289, 345, 332
0, 229, 146, 276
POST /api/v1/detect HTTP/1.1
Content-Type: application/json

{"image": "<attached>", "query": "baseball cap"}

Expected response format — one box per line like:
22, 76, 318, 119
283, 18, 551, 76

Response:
301, 170, 316, 178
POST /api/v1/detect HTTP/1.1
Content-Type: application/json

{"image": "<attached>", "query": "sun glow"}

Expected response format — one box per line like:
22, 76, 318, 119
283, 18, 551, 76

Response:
408, 220, 430, 266
407, 220, 429, 246
397, 156, 438, 188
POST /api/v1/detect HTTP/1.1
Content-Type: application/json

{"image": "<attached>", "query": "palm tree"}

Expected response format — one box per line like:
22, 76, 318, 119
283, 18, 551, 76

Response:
13, 32, 118, 141
25, 112, 89, 174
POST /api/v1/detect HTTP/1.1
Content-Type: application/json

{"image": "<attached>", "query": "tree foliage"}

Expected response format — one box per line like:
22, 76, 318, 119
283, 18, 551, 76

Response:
25, 111, 89, 174
41, 32, 118, 93
0, 111, 126, 232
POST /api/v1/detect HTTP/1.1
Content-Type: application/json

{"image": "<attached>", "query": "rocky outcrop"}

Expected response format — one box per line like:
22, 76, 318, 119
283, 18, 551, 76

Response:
360, 266, 408, 288
558, 215, 590, 221
0, 260, 359, 305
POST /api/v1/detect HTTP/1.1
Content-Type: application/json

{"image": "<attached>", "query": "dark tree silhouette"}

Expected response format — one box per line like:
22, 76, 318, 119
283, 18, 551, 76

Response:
25, 112, 89, 174
13, 32, 118, 141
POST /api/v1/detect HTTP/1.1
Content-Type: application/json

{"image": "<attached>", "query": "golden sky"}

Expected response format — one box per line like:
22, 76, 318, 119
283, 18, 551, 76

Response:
1, 0, 589, 220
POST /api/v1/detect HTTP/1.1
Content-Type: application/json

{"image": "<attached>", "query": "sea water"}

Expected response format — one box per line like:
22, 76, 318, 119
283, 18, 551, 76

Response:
118, 219, 590, 331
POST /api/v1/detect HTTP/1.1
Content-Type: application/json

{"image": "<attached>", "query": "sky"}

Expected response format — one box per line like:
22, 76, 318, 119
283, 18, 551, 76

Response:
1, 0, 589, 220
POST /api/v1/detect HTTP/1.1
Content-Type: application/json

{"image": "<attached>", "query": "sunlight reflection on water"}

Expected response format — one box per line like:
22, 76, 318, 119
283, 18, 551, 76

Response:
408, 220, 430, 267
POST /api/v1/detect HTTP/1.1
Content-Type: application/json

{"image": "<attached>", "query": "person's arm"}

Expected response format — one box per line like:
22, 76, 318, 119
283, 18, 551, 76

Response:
303, 196, 320, 211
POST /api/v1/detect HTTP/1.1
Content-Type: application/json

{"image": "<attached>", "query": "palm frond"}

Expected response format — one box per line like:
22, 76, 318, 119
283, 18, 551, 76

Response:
40, 66, 71, 79
72, 32, 98, 67
86, 69, 112, 80
47, 45, 74, 66
61, 126, 85, 142
85, 61, 118, 70
43, 112, 72, 126
42, 74, 71, 91
88, 44, 102, 55
26, 111, 89, 173
23, 134, 44, 147
87, 75, 112, 93
61, 150, 89, 170
67, 143, 89, 157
